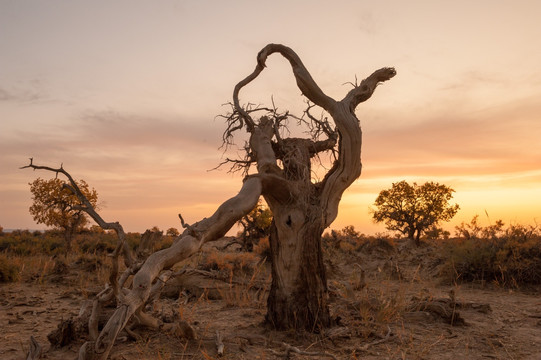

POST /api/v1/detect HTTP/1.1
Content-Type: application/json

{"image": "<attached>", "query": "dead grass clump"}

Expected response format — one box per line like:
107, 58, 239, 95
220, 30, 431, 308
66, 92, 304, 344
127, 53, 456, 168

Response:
331, 278, 405, 340
52, 257, 69, 274
440, 218, 541, 287
199, 249, 259, 275
2, 254, 55, 283
356, 235, 396, 255
218, 265, 270, 308
253, 236, 270, 260
74, 253, 104, 272
0, 254, 20, 282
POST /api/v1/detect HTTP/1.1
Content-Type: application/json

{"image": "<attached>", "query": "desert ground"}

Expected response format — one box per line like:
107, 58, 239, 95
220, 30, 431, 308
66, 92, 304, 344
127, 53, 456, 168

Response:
1, 237, 541, 360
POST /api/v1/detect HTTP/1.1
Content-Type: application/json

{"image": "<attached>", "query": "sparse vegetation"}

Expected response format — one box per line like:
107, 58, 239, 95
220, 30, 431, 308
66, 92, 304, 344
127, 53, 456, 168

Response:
440, 216, 541, 287
1, 223, 540, 358
0, 254, 20, 282
199, 249, 259, 276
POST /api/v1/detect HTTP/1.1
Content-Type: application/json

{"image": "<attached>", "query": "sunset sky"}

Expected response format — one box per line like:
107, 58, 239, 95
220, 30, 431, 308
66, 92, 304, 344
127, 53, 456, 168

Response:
1, 0, 540, 235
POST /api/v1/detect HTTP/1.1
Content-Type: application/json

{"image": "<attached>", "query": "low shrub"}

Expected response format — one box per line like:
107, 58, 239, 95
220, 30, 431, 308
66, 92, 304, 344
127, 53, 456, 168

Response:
0, 256, 20, 282
440, 218, 541, 287
323, 227, 396, 255
199, 250, 259, 275
253, 236, 271, 260
356, 234, 396, 254
0, 231, 65, 256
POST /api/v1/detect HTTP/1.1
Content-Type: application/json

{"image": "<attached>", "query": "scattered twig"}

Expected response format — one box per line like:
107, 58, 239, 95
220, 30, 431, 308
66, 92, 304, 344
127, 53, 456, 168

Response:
357, 326, 393, 351
26, 336, 42, 360
215, 330, 224, 357
269, 342, 338, 360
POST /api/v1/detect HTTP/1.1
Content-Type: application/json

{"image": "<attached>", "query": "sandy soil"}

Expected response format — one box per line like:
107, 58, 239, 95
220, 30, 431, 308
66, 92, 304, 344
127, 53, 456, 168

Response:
1, 242, 541, 359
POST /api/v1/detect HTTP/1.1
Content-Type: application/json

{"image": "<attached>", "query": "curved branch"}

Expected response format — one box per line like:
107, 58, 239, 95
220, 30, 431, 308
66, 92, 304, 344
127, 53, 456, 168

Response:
233, 70, 263, 132
256, 44, 336, 110
233, 44, 336, 134
342, 67, 396, 110
319, 68, 396, 226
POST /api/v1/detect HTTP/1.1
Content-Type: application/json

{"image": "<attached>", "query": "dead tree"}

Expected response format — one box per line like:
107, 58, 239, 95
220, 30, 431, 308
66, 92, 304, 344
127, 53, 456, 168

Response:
223, 44, 395, 330
22, 43, 394, 359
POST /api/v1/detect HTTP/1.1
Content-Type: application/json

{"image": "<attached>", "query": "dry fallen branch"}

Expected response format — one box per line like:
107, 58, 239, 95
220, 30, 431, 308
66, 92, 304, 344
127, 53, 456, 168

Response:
269, 342, 338, 360
215, 330, 224, 357
26, 336, 42, 360
357, 326, 393, 351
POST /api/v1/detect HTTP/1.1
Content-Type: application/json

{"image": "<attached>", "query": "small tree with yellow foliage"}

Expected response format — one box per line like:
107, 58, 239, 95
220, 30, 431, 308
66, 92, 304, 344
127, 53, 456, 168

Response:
29, 177, 98, 254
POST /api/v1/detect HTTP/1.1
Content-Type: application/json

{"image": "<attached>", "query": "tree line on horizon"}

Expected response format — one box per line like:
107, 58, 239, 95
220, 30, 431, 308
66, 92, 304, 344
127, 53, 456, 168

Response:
15, 177, 460, 252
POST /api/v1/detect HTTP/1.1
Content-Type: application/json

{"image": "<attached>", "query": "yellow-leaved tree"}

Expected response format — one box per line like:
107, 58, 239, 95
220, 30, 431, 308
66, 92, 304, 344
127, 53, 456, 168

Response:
29, 177, 98, 254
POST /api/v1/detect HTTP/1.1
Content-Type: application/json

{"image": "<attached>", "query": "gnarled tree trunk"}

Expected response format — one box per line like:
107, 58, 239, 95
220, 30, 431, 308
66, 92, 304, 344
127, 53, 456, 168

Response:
226, 44, 395, 330
266, 208, 330, 330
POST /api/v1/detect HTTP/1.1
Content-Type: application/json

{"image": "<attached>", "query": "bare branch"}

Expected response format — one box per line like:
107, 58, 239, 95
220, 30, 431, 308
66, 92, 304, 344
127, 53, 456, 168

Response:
342, 67, 396, 110
26, 336, 42, 360
215, 330, 224, 357
269, 341, 338, 360
256, 44, 336, 110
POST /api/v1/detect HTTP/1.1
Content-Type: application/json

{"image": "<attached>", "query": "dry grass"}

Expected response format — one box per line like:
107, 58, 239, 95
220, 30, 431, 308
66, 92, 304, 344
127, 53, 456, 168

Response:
0, 253, 54, 283
3, 225, 541, 359
0, 249, 112, 293
0, 253, 21, 282
198, 249, 260, 276
217, 262, 270, 309
439, 221, 541, 287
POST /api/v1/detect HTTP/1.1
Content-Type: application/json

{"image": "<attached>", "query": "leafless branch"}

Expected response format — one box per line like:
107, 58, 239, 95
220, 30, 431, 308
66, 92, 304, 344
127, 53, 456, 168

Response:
215, 330, 224, 357
342, 67, 396, 110
357, 326, 393, 351
26, 336, 42, 360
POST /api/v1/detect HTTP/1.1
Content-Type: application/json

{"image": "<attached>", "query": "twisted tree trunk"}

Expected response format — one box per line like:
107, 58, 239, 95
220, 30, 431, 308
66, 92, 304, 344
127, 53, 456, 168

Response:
229, 44, 395, 330
266, 207, 330, 330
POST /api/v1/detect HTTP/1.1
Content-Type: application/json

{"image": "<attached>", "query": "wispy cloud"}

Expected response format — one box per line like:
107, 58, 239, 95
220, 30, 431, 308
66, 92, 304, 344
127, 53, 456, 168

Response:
363, 95, 541, 180
0, 86, 44, 103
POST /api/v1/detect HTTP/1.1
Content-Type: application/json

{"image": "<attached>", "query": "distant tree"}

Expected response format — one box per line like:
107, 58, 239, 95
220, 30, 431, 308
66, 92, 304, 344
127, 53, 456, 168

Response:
424, 225, 451, 241
89, 224, 105, 234
166, 227, 180, 237
338, 225, 360, 239
237, 201, 273, 251
29, 177, 98, 254
372, 181, 459, 245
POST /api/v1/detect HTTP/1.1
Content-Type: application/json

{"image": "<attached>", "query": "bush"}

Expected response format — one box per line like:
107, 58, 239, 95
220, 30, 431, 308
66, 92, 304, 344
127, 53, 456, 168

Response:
253, 236, 271, 260
323, 227, 396, 255
0, 230, 64, 255
441, 218, 541, 287
0, 256, 20, 283
199, 250, 259, 275
356, 234, 396, 254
